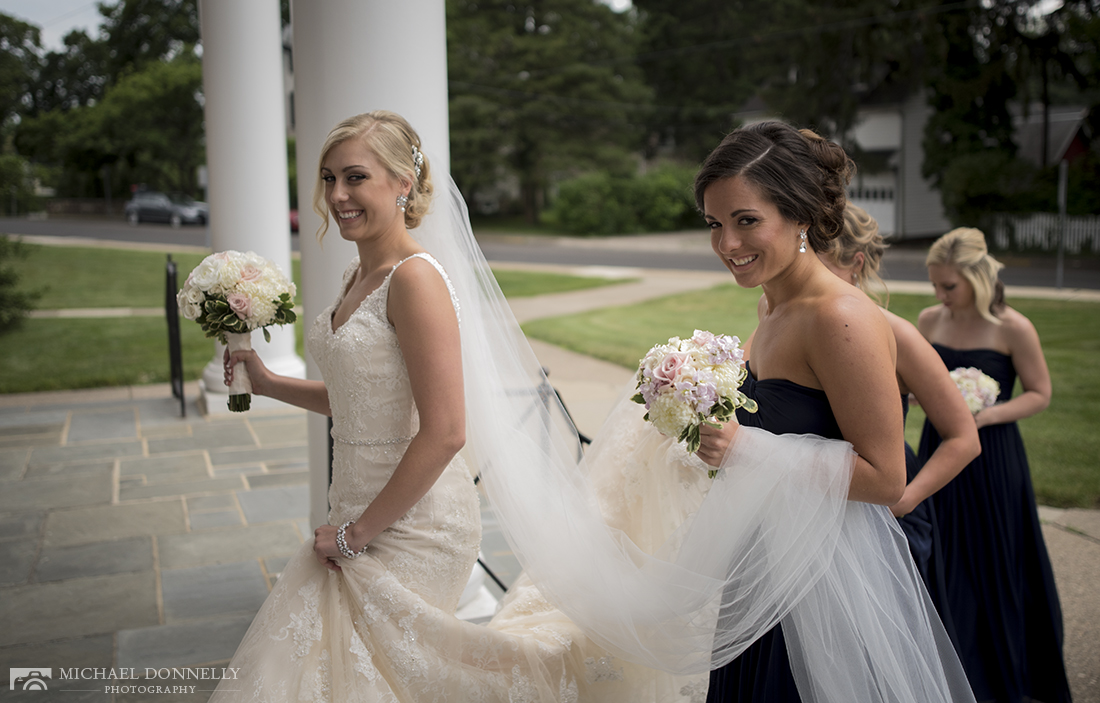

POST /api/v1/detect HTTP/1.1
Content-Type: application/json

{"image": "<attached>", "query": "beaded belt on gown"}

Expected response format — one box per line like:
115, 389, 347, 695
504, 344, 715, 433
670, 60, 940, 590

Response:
330, 430, 413, 447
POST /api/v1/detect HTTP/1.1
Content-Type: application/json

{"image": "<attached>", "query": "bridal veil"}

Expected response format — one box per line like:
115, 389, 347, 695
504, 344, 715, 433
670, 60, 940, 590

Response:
414, 172, 975, 703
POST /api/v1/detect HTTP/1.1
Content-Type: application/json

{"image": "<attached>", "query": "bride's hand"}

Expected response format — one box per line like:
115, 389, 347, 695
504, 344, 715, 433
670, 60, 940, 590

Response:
312, 525, 343, 572
223, 348, 271, 395
696, 421, 739, 467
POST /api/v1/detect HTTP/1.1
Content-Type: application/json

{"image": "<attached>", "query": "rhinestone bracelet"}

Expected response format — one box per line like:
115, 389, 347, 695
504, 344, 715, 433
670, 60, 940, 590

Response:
336, 520, 368, 559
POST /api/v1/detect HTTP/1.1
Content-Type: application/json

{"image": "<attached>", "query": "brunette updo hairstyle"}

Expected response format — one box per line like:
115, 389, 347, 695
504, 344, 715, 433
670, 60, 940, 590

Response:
821, 203, 890, 304
694, 121, 855, 253
312, 110, 435, 242
926, 227, 1006, 324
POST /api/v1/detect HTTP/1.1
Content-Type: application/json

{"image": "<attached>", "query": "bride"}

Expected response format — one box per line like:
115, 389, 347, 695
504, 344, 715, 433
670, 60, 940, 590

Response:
209, 110, 702, 701
211, 110, 974, 703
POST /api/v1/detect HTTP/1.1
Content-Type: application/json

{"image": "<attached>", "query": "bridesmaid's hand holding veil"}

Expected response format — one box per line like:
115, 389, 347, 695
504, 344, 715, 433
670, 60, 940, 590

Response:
697, 419, 740, 467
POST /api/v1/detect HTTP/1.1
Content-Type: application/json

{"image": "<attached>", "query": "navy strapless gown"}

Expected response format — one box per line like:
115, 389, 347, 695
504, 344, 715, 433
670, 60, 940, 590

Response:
898, 394, 935, 579
897, 395, 959, 652
706, 365, 841, 703
918, 345, 1071, 703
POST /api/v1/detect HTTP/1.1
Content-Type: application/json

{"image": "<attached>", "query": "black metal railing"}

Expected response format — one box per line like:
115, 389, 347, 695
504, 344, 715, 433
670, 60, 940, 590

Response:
165, 255, 186, 417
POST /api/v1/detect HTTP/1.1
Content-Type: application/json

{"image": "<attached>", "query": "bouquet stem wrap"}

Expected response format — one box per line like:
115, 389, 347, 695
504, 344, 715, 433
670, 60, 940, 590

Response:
225, 332, 252, 412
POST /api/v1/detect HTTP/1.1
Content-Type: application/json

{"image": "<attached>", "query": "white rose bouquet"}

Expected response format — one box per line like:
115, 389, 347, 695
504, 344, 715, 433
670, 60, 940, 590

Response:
948, 366, 1001, 416
632, 330, 758, 478
177, 250, 297, 411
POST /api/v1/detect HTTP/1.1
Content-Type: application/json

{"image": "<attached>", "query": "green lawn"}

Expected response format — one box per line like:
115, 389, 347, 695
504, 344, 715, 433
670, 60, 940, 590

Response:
7, 242, 623, 308
523, 285, 1100, 508
0, 242, 628, 393
0, 317, 215, 392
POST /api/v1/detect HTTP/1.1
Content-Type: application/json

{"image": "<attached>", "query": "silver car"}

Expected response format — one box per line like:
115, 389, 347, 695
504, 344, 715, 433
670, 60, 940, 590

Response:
125, 191, 208, 227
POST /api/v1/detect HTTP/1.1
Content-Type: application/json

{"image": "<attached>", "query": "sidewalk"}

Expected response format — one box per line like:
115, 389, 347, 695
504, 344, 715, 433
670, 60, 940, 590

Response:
1, 261, 1097, 702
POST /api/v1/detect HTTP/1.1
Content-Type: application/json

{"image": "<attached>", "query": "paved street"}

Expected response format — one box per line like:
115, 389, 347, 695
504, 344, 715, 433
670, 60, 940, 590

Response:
4, 216, 1099, 289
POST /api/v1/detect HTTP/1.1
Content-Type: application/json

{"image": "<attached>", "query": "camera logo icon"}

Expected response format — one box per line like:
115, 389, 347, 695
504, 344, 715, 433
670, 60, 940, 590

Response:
10, 669, 51, 691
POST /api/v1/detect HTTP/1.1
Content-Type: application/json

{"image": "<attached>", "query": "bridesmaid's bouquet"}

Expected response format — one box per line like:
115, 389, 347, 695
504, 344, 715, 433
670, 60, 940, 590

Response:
949, 366, 1001, 415
177, 251, 297, 411
632, 330, 758, 477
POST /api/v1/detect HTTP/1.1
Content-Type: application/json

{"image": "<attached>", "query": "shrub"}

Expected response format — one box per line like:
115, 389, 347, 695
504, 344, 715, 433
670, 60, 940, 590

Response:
0, 236, 39, 332
634, 166, 698, 232
552, 172, 634, 235
549, 165, 699, 235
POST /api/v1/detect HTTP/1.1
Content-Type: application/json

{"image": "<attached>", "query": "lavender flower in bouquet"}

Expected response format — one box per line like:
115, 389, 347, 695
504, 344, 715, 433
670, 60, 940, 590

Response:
632, 330, 758, 477
948, 366, 1001, 415
177, 251, 296, 412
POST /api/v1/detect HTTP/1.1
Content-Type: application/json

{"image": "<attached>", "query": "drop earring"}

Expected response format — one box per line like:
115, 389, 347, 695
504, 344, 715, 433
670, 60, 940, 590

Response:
396, 194, 409, 213
799, 229, 807, 253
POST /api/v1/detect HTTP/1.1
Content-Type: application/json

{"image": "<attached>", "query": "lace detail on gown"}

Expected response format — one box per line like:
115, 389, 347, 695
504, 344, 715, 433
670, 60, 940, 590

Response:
210, 254, 704, 702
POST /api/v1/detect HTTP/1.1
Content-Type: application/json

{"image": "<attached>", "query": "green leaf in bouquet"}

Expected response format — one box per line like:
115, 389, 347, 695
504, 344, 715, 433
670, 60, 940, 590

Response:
737, 392, 759, 414
681, 424, 701, 454
631, 392, 645, 405
263, 327, 271, 343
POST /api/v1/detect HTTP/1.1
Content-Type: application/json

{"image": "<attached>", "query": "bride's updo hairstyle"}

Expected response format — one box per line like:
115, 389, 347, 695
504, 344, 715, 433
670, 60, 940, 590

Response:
821, 204, 890, 304
926, 227, 1006, 324
312, 110, 435, 241
694, 121, 854, 253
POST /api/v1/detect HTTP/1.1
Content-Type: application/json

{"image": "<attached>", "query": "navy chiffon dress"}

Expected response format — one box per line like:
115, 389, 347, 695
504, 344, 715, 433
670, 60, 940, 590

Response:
918, 344, 1071, 703
896, 395, 959, 646
706, 365, 842, 702
897, 394, 935, 579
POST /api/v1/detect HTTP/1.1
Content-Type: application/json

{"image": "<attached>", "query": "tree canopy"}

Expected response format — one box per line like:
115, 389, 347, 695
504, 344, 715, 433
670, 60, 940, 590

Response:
447, 0, 652, 222
3, 0, 202, 200
1, 0, 1096, 222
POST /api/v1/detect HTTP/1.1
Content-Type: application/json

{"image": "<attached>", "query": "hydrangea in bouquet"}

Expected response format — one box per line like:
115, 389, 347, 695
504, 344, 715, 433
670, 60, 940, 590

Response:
949, 366, 1001, 415
632, 330, 758, 478
177, 251, 297, 411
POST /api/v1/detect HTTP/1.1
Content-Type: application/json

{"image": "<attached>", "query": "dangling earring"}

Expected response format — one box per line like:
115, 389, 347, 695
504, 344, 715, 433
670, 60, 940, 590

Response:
799, 229, 807, 253
396, 194, 409, 213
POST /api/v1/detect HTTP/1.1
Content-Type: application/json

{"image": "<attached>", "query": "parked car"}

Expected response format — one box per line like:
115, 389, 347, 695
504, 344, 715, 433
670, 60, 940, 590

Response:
290, 208, 299, 232
125, 191, 208, 227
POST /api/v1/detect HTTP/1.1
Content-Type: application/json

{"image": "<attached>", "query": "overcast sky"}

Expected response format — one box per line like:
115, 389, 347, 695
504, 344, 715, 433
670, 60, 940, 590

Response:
0, 0, 103, 51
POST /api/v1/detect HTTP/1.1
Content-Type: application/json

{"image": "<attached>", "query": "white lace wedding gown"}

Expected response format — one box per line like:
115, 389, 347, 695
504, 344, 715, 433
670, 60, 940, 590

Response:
209, 253, 706, 703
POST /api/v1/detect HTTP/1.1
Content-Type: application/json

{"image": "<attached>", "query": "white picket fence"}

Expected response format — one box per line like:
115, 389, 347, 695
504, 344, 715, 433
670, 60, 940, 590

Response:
989, 213, 1100, 254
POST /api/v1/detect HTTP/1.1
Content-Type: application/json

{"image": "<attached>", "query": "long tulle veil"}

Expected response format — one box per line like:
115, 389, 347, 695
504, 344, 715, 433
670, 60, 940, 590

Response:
413, 174, 975, 702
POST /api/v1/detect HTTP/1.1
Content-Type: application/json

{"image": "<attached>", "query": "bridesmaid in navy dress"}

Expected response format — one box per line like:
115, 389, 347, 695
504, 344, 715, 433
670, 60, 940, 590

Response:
691, 122, 910, 702
917, 227, 1071, 703
817, 205, 979, 596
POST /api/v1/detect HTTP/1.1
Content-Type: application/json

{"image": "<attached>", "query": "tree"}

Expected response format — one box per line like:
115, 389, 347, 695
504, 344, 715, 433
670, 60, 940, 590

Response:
96, 54, 205, 193
15, 55, 204, 197
755, 0, 926, 146
631, 0, 765, 161
30, 29, 111, 114
11, 0, 203, 199
920, 1, 1100, 222
922, 1, 1026, 190
0, 13, 41, 127
97, 0, 200, 79
447, 0, 653, 223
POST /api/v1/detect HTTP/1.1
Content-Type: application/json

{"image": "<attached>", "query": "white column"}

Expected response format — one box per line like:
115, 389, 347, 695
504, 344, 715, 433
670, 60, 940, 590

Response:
291, 0, 450, 528
197, 0, 306, 414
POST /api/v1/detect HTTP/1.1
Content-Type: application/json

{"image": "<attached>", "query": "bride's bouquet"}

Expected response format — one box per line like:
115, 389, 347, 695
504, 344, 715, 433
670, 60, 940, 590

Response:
632, 330, 758, 477
949, 366, 1001, 415
177, 250, 297, 411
